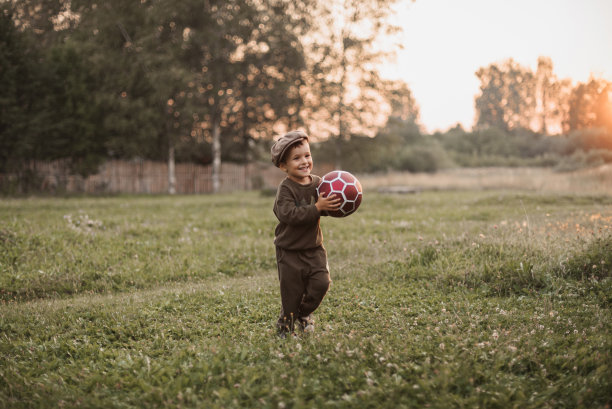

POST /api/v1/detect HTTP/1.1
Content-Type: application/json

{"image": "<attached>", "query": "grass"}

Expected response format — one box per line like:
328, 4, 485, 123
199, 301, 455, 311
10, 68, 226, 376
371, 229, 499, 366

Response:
0, 189, 611, 408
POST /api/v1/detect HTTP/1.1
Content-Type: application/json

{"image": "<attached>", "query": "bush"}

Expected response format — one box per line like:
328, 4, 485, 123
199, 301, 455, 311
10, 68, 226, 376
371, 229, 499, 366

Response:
307, 125, 612, 174
566, 128, 612, 152
554, 149, 612, 172
396, 144, 453, 173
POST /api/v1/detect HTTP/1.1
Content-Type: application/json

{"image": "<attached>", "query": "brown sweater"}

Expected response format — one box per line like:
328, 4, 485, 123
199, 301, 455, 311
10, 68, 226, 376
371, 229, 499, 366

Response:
273, 175, 324, 250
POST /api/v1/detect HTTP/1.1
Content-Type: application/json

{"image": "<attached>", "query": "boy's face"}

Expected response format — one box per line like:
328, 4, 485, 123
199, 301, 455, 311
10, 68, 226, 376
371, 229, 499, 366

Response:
279, 141, 313, 184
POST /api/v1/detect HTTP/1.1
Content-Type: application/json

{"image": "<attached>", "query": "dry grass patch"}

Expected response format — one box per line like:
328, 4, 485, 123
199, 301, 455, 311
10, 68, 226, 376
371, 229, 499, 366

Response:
359, 165, 612, 195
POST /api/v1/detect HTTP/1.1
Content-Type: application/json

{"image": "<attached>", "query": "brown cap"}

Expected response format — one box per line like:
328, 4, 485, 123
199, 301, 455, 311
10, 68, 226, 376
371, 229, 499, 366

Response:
270, 130, 309, 167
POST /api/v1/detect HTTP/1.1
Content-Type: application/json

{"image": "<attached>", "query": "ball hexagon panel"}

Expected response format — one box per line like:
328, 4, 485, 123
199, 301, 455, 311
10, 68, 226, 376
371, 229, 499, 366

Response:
317, 170, 363, 217
331, 178, 345, 192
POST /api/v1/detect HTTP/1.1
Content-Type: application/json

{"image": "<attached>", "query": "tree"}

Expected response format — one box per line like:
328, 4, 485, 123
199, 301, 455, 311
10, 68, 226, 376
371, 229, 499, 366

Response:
173, 0, 271, 192
69, 0, 165, 160
40, 43, 108, 176
564, 77, 612, 133
382, 79, 421, 134
1, 4, 109, 177
3, 0, 417, 192
533, 57, 575, 135
0, 7, 42, 173
535, 57, 553, 134
159, 0, 312, 191
474, 58, 536, 132
474, 56, 611, 136
6, 0, 172, 176
301, 0, 404, 168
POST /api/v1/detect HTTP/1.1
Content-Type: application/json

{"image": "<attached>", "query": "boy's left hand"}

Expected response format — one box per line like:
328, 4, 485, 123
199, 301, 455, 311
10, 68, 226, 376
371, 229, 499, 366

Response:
315, 192, 342, 213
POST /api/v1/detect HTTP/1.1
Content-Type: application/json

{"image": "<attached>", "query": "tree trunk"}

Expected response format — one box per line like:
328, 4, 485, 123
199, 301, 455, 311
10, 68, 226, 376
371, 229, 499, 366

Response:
168, 142, 176, 195
241, 92, 251, 190
540, 86, 548, 135
212, 120, 221, 193
243, 134, 251, 190
335, 36, 348, 170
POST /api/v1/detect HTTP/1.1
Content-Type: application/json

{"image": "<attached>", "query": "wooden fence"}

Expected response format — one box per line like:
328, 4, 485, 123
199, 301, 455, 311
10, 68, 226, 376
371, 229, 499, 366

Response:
2, 160, 291, 194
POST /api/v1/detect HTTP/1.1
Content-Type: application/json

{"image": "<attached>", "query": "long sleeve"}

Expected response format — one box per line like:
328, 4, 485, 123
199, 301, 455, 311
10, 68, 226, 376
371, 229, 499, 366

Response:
274, 184, 320, 226
273, 176, 324, 250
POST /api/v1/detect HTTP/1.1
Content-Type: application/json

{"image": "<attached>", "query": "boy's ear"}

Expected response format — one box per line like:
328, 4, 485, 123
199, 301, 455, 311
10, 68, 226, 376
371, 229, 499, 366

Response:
279, 162, 288, 172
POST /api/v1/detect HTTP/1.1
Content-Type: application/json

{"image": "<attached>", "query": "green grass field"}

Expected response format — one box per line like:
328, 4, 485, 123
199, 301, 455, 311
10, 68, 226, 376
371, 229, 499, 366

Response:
1, 190, 611, 408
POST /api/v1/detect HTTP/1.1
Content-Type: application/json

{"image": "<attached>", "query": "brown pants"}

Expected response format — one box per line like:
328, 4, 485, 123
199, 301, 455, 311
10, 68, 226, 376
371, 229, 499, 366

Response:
276, 246, 331, 333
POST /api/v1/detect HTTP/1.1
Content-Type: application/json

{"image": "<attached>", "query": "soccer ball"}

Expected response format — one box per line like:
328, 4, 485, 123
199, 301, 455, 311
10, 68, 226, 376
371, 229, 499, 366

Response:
317, 170, 363, 217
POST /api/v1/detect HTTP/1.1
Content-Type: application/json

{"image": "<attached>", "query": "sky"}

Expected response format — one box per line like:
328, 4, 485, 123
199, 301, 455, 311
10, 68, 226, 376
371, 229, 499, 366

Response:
380, 0, 612, 133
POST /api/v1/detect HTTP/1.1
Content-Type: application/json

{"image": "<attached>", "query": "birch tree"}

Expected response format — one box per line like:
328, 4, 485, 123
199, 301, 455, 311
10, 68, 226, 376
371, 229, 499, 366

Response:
302, 0, 403, 168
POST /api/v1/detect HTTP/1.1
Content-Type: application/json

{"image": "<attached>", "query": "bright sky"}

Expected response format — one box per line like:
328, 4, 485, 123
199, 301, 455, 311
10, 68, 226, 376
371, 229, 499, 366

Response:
381, 0, 612, 133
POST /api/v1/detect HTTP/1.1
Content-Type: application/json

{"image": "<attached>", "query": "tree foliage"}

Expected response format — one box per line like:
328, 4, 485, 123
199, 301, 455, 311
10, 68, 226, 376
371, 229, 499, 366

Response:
2, 0, 336, 178
3, 0, 611, 188
0, 7, 42, 172
475, 58, 535, 132
474, 57, 612, 138
300, 0, 405, 167
565, 77, 612, 133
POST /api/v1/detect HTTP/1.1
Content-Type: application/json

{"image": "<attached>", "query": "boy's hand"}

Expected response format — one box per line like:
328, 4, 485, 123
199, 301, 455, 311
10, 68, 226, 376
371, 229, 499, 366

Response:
315, 193, 342, 212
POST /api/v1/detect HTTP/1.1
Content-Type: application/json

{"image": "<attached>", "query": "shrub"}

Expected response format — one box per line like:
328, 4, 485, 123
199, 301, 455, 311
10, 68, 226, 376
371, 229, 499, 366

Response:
554, 149, 612, 172
396, 143, 453, 173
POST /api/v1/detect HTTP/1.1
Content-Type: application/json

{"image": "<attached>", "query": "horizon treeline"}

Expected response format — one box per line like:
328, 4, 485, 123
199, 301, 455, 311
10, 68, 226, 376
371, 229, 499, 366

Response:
2, 0, 611, 182
1, 0, 411, 178
325, 56, 612, 174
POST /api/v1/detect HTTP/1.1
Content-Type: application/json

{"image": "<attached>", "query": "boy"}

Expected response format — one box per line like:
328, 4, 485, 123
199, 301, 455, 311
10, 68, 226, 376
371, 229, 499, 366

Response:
270, 130, 341, 337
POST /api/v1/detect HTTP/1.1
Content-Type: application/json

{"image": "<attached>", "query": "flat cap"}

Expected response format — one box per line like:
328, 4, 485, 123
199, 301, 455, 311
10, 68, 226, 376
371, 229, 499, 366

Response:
270, 130, 309, 167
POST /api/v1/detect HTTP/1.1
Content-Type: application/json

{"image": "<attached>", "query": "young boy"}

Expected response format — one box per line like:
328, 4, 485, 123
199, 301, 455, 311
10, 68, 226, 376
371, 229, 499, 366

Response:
270, 130, 341, 337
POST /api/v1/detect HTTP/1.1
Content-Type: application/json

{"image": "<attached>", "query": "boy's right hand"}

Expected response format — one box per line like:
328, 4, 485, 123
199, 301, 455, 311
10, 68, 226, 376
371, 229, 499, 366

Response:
315, 193, 342, 212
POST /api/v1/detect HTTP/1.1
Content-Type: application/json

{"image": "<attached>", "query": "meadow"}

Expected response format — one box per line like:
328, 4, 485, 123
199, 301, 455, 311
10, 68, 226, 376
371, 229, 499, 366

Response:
1, 179, 611, 408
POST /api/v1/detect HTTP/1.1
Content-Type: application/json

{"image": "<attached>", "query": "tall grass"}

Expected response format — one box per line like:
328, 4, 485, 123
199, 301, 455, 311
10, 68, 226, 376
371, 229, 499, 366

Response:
1, 190, 610, 408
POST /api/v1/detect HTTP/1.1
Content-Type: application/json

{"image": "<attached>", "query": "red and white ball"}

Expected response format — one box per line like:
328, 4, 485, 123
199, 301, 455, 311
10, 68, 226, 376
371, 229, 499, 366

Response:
317, 170, 363, 217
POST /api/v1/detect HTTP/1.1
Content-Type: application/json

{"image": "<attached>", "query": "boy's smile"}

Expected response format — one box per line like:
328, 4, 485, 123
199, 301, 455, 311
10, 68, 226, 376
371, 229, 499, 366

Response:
280, 141, 313, 185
